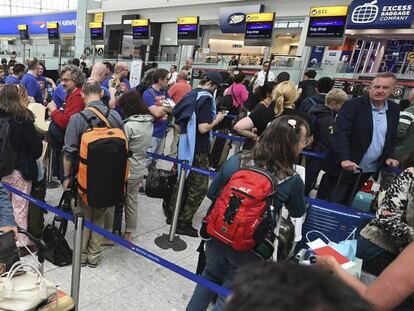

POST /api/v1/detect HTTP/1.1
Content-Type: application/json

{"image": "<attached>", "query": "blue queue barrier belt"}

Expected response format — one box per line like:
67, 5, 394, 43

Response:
212, 131, 246, 143
2, 183, 230, 298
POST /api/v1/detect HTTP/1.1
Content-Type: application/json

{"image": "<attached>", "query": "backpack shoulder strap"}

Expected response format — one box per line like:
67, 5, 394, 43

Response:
86, 106, 112, 128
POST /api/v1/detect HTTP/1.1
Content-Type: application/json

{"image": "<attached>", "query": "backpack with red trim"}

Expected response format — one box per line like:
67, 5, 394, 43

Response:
204, 166, 276, 252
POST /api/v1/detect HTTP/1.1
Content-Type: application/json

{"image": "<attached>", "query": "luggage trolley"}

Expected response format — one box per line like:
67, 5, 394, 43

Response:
10, 228, 75, 311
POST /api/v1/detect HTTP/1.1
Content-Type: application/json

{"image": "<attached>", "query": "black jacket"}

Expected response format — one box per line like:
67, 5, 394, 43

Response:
322, 95, 399, 176
308, 104, 335, 153
0, 111, 43, 181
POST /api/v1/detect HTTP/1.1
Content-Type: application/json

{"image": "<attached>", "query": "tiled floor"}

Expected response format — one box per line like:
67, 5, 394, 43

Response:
38, 180, 209, 311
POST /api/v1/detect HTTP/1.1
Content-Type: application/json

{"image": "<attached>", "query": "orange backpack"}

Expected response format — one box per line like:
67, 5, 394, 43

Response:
77, 106, 129, 208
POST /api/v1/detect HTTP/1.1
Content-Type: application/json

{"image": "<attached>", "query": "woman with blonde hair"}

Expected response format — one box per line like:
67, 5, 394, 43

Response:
0, 84, 43, 255
272, 81, 312, 125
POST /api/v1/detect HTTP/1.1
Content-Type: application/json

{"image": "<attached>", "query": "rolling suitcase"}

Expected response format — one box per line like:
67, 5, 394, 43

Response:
209, 131, 232, 171
351, 192, 375, 212
28, 177, 47, 239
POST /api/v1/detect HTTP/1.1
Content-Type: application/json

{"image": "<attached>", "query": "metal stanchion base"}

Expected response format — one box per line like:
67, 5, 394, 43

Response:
46, 180, 60, 189
154, 234, 187, 251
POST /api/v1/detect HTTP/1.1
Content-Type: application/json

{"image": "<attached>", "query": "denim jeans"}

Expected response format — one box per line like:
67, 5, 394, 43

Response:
0, 182, 16, 227
186, 239, 259, 311
356, 236, 397, 276
146, 136, 166, 168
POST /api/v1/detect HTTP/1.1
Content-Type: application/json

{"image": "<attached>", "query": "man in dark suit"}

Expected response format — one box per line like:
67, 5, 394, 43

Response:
317, 72, 400, 205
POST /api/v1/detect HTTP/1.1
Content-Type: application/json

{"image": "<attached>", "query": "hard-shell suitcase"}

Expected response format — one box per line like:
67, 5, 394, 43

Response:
352, 191, 375, 212
28, 177, 47, 239
209, 132, 232, 171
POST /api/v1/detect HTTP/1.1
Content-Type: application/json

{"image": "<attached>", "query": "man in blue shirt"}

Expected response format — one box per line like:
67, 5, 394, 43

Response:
5, 63, 25, 85
101, 61, 130, 91
143, 68, 172, 164
318, 72, 400, 205
21, 57, 43, 104
52, 83, 67, 109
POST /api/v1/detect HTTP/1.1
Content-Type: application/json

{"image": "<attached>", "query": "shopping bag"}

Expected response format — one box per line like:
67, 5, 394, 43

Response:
306, 229, 357, 261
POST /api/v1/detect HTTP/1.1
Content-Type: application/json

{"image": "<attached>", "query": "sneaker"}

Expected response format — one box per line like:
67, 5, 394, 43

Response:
139, 186, 145, 194
87, 262, 97, 268
101, 238, 114, 247
175, 222, 198, 237
81, 261, 87, 267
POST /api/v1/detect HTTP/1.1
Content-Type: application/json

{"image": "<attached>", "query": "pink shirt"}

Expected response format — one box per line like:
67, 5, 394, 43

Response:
224, 83, 249, 108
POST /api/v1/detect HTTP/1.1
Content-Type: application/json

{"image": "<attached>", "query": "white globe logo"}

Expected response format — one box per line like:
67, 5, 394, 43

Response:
352, 0, 379, 24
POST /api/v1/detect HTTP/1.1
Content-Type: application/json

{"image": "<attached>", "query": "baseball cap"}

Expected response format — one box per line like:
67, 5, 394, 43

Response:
205, 71, 223, 85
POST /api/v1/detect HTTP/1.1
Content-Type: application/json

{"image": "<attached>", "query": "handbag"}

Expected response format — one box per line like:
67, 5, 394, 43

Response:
43, 224, 72, 267
43, 192, 73, 267
0, 231, 20, 273
145, 168, 177, 199
0, 261, 57, 311
306, 229, 358, 261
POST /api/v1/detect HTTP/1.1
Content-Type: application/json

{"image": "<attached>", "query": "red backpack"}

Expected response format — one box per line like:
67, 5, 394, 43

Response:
204, 167, 276, 251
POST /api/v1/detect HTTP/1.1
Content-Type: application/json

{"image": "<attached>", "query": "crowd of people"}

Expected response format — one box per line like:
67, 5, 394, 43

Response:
0, 53, 413, 311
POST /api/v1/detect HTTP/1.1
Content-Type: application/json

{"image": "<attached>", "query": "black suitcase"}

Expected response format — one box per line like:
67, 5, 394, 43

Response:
27, 177, 47, 239
209, 132, 232, 171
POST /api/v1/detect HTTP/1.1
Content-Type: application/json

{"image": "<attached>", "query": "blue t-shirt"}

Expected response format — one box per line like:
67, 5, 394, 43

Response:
5, 76, 19, 85
52, 84, 67, 109
143, 87, 170, 138
22, 73, 43, 103
101, 76, 131, 90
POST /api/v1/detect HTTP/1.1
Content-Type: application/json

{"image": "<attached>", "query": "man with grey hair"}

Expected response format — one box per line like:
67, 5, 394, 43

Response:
47, 65, 86, 131
62, 80, 123, 268
21, 57, 43, 103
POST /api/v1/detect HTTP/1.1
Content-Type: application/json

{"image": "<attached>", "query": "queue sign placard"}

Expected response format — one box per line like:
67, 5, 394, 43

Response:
244, 12, 275, 46
18, 24, 30, 42
177, 16, 199, 45
306, 6, 348, 46
47, 22, 60, 43
89, 21, 104, 44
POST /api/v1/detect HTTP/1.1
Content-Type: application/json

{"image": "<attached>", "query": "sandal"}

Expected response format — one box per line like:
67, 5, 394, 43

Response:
122, 232, 133, 242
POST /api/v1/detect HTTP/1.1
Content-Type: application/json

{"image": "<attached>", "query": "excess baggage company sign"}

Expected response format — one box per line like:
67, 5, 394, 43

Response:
347, 0, 414, 29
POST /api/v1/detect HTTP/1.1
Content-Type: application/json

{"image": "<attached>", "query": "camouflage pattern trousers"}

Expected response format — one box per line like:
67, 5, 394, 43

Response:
168, 152, 209, 224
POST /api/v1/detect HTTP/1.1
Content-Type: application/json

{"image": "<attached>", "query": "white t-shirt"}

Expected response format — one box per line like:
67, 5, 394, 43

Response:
253, 70, 275, 90
168, 72, 178, 85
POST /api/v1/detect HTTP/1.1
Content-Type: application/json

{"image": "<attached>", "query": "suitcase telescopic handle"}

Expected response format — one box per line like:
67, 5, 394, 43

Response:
333, 168, 363, 206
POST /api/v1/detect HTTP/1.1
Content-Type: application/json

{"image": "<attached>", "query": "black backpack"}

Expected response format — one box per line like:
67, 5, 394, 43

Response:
0, 117, 17, 178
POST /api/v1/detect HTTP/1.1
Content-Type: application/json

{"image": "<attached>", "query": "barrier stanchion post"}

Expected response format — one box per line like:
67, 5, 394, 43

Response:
154, 162, 187, 251
71, 212, 84, 310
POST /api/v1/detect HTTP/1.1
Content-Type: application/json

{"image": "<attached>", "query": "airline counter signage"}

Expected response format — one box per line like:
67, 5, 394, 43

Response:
89, 22, 104, 41
308, 6, 348, 38
47, 22, 59, 41
18, 24, 29, 41
132, 19, 150, 40
347, 0, 414, 29
245, 13, 275, 40
177, 16, 199, 41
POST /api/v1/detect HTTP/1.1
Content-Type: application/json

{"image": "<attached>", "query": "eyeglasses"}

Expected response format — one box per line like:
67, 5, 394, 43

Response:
301, 138, 311, 145
61, 78, 73, 83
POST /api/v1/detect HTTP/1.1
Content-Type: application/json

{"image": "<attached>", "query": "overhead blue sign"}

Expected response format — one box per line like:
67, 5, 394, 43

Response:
347, 0, 414, 29
0, 11, 76, 35
219, 5, 263, 33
